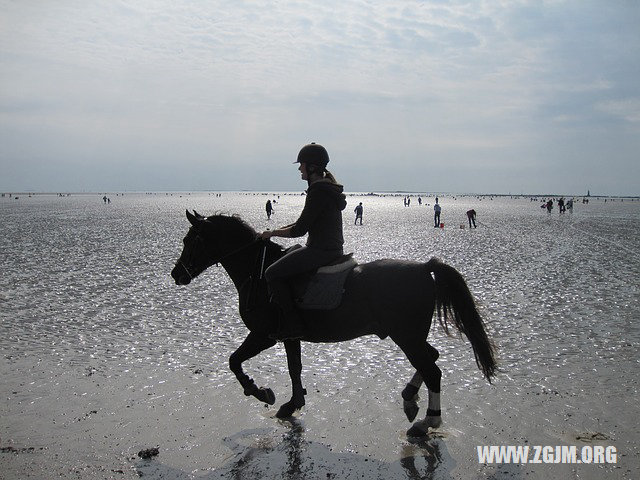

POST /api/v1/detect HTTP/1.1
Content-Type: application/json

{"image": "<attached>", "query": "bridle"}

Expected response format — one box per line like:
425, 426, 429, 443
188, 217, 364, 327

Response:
179, 232, 265, 281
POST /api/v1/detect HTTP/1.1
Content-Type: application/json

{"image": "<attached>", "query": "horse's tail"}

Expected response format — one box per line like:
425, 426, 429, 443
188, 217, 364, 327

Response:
426, 257, 497, 382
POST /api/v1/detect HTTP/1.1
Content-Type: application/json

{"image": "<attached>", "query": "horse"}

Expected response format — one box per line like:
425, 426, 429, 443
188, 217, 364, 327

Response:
171, 210, 496, 436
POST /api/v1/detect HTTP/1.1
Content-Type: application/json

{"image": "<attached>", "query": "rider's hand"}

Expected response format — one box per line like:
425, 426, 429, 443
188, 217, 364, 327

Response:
260, 230, 273, 240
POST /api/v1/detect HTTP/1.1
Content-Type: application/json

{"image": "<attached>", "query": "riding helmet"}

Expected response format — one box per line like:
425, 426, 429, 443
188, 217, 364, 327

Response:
295, 142, 329, 167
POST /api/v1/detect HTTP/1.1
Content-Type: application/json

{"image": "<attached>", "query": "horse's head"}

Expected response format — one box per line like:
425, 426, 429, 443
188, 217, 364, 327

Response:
171, 210, 258, 285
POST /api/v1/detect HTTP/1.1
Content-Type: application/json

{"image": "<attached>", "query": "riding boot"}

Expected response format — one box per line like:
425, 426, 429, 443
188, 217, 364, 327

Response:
268, 279, 304, 341
271, 308, 304, 341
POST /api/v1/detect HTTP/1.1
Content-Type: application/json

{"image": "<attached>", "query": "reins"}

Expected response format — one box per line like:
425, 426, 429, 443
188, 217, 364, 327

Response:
180, 235, 266, 281
212, 238, 264, 266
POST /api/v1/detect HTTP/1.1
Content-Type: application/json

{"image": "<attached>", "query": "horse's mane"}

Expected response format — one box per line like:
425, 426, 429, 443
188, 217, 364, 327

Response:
204, 213, 259, 243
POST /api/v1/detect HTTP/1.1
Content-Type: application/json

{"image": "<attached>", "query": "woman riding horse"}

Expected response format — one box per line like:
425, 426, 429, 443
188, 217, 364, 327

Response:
259, 143, 347, 340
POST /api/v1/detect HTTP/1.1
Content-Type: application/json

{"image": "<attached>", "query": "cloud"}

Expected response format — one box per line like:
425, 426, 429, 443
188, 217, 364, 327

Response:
1, 0, 639, 194
596, 98, 640, 123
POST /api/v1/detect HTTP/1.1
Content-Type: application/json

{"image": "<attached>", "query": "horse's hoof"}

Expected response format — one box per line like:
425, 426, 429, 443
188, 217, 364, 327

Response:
406, 416, 442, 437
275, 401, 297, 419
402, 384, 420, 402
403, 400, 419, 422
407, 423, 429, 437
256, 387, 276, 405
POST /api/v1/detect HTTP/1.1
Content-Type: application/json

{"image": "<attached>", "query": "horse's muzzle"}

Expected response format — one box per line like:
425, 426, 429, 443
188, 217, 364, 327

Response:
171, 264, 192, 285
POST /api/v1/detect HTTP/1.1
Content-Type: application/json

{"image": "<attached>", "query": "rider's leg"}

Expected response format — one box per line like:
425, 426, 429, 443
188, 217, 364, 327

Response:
267, 276, 304, 340
265, 246, 342, 340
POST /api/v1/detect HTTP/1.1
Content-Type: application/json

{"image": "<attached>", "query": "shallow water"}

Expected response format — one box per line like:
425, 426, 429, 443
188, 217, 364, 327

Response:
1, 192, 638, 479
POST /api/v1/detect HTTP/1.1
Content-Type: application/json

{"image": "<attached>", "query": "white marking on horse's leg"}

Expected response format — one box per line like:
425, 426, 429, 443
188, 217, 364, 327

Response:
409, 370, 424, 389
427, 390, 440, 414
407, 390, 442, 436
409, 371, 423, 389
403, 371, 423, 421
402, 371, 423, 401
408, 389, 443, 436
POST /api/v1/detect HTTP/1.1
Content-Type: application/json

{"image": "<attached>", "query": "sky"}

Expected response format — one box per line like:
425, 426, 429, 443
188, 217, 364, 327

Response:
1, 1, 639, 195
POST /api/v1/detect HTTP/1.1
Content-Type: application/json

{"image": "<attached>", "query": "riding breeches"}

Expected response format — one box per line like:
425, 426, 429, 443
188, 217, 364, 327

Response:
264, 246, 343, 311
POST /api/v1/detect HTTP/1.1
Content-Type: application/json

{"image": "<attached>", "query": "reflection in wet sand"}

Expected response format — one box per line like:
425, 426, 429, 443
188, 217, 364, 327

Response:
137, 420, 456, 479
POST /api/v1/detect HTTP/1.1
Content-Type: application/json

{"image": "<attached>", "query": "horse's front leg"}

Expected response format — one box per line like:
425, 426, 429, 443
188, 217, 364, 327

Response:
275, 339, 306, 419
229, 332, 278, 405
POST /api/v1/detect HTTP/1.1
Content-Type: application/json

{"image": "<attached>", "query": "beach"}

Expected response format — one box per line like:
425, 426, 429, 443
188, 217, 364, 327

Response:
1, 192, 638, 479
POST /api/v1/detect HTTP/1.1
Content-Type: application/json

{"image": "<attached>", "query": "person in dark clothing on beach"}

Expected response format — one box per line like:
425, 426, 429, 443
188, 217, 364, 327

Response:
266, 200, 273, 219
354, 202, 363, 225
434, 200, 441, 227
260, 143, 347, 340
467, 209, 477, 228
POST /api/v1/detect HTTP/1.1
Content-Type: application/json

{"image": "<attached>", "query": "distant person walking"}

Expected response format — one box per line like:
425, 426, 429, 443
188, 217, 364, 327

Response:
266, 199, 273, 219
558, 197, 565, 213
434, 199, 441, 227
566, 198, 573, 212
354, 202, 363, 225
546, 199, 553, 213
466, 209, 477, 228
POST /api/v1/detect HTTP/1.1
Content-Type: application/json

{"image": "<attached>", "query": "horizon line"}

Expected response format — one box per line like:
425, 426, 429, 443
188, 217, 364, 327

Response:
2, 190, 638, 199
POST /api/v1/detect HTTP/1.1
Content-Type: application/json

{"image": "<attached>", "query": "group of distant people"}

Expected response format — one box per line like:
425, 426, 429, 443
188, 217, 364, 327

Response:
404, 196, 425, 206
267, 194, 478, 229
542, 197, 574, 213
267, 197, 365, 225
433, 197, 477, 228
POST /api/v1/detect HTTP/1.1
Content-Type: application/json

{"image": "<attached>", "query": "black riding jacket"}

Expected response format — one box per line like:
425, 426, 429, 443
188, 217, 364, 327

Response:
289, 179, 347, 250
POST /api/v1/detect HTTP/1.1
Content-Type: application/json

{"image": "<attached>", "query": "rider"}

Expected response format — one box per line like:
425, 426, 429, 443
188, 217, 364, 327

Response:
260, 143, 347, 340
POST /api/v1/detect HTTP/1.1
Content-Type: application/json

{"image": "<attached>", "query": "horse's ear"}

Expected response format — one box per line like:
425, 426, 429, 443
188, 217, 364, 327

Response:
193, 210, 205, 220
186, 210, 198, 226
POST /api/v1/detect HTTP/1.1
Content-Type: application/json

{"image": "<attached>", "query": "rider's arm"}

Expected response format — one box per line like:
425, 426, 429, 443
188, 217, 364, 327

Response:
260, 223, 295, 239
260, 225, 293, 240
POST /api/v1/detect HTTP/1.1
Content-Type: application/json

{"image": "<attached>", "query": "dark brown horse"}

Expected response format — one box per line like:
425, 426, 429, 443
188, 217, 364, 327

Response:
171, 211, 496, 436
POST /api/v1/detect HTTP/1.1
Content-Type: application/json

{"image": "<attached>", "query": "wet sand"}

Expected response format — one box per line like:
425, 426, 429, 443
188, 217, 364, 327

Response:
1, 193, 638, 479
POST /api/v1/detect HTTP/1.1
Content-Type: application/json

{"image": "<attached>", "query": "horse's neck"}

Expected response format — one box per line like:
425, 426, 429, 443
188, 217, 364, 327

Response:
221, 255, 253, 291
221, 242, 282, 292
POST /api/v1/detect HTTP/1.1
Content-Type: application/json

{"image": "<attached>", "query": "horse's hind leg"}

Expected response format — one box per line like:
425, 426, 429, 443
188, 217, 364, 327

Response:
393, 336, 442, 436
229, 332, 278, 405
402, 372, 423, 422
401, 343, 439, 421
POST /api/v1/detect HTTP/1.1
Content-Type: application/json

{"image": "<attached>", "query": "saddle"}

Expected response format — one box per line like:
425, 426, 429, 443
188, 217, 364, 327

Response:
284, 246, 358, 310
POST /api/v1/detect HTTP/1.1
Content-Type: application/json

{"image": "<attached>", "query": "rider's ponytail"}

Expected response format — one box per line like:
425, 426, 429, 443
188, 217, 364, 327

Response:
323, 169, 339, 185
